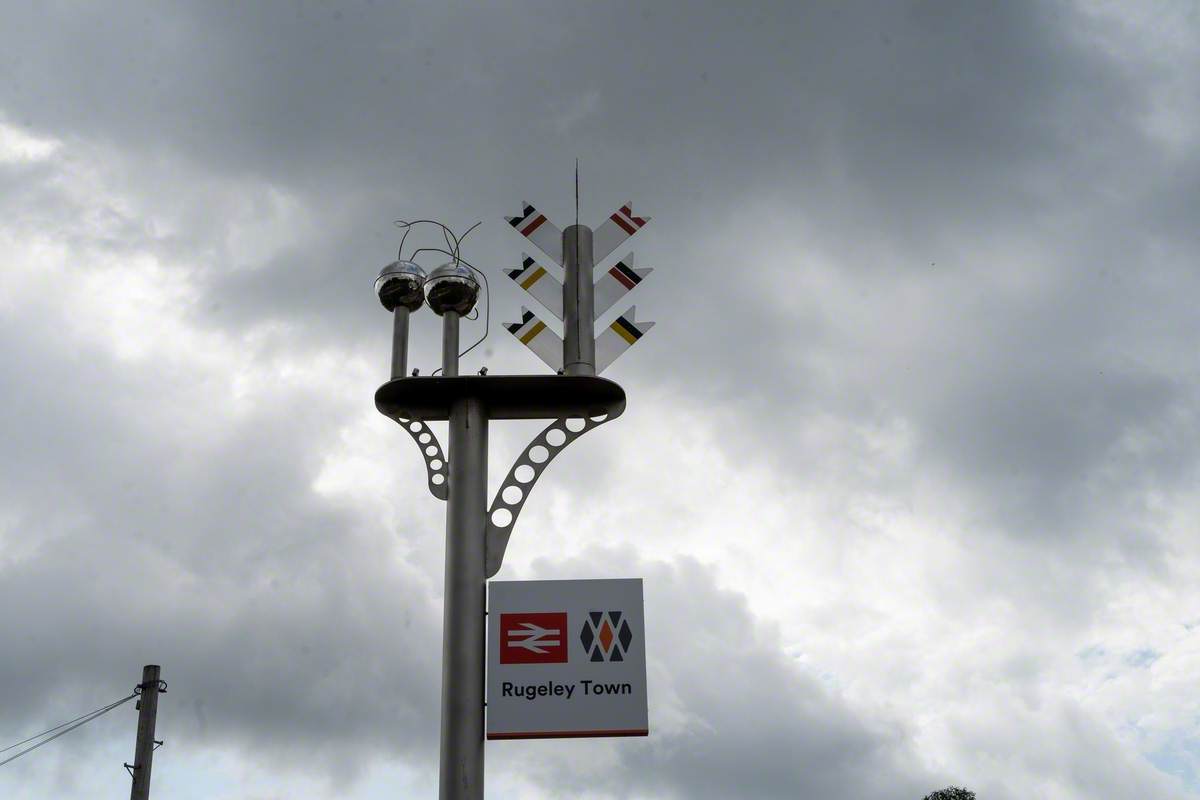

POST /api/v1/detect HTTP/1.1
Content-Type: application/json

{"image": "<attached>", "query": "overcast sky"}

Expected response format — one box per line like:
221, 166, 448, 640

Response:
2, 1, 1200, 798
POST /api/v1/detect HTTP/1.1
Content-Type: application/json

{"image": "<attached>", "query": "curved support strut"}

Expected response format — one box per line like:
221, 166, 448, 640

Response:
485, 410, 619, 577
395, 418, 449, 500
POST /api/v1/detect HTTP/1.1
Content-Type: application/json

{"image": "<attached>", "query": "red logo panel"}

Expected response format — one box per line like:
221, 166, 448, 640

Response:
500, 612, 568, 664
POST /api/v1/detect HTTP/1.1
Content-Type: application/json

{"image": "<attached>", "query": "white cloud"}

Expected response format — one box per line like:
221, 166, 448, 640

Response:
0, 120, 59, 164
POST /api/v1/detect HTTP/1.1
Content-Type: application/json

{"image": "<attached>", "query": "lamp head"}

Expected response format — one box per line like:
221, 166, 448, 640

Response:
375, 260, 427, 312
424, 261, 480, 316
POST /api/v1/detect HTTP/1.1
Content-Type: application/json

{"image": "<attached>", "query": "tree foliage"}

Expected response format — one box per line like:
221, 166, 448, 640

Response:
923, 788, 975, 800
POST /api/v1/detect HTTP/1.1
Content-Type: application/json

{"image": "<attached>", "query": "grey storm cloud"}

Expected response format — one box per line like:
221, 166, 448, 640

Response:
524, 552, 933, 800
2, 0, 1200, 798
0, 292, 445, 767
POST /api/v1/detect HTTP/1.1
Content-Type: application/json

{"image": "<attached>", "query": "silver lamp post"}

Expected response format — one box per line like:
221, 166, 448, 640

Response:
375, 260, 427, 379
425, 261, 479, 378
422, 260, 486, 793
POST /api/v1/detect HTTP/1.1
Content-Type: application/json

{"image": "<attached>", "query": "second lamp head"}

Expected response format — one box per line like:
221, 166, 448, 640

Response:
424, 261, 480, 316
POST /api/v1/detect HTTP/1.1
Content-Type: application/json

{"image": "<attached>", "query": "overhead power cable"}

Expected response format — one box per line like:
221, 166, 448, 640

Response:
0, 693, 137, 768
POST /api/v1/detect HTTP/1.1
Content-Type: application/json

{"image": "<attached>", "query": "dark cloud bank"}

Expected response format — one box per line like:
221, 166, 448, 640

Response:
2, 0, 1199, 797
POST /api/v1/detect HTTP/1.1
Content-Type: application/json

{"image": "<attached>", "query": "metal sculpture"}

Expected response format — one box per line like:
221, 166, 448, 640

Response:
373, 198, 652, 800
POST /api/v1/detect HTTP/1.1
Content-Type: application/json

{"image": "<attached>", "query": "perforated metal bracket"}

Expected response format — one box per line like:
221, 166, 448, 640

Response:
395, 418, 448, 500
485, 409, 620, 577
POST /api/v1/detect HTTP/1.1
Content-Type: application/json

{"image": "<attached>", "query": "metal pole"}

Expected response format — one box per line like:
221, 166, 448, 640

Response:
439, 395, 487, 799
390, 306, 411, 380
442, 311, 460, 377
563, 224, 595, 376
129, 664, 161, 800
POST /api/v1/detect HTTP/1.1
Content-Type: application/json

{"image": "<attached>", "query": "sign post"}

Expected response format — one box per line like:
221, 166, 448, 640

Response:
374, 195, 654, 800
488, 579, 648, 740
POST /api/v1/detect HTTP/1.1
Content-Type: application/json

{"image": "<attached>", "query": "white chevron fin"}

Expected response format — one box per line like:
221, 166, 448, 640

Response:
504, 306, 563, 371
593, 202, 650, 264
596, 305, 655, 373
505, 202, 563, 266
505, 254, 563, 320
593, 252, 652, 317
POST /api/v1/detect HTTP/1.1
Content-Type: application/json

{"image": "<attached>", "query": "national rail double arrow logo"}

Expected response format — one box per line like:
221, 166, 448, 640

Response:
499, 612, 568, 664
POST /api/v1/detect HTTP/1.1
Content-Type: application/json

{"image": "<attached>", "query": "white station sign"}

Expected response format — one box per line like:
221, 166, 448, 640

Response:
487, 578, 648, 740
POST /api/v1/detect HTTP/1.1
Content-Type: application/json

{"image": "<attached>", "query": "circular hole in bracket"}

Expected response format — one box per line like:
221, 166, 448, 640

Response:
528, 446, 549, 464
502, 485, 524, 505
419, 432, 432, 444
409, 422, 422, 433
491, 508, 513, 527
514, 464, 535, 483
546, 428, 566, 447
590, 413, 608, 423
432, 474, 446, 485
430, 459, 443, 471
565, 417, 586, 433
425, 445, 438, 457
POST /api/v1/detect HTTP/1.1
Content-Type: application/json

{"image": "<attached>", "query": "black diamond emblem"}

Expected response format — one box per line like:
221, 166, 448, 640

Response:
618, 620, 632, 651
580, 621, 594, 651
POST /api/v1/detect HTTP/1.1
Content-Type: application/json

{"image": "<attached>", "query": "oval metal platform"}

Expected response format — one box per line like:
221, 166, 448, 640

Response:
375, 374, 626, 421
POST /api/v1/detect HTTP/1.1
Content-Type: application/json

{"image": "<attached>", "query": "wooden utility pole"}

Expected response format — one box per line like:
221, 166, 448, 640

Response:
128, 665, 163, 800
